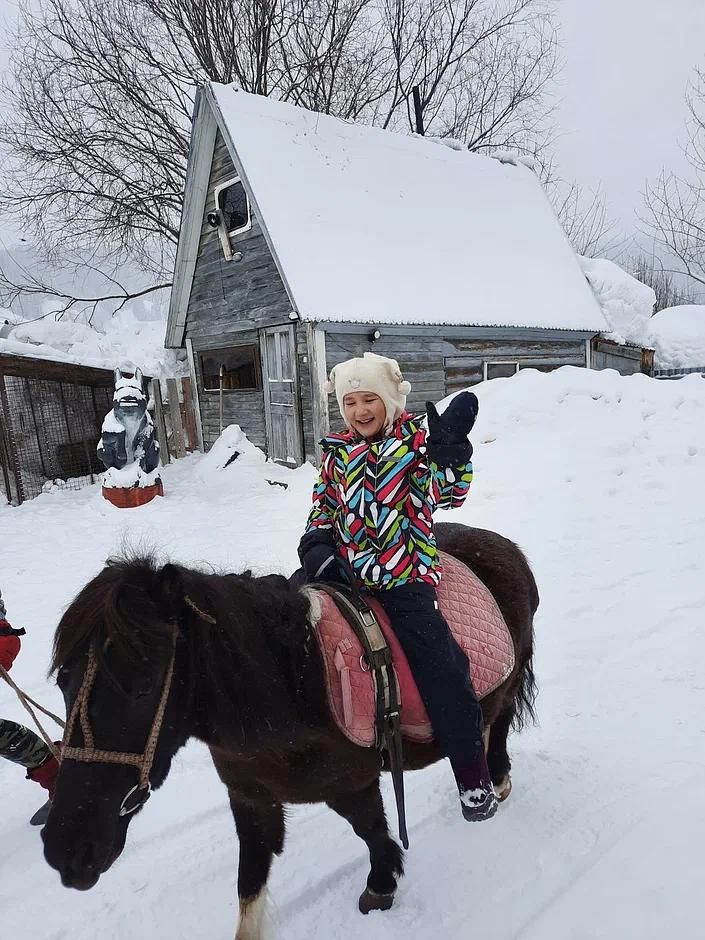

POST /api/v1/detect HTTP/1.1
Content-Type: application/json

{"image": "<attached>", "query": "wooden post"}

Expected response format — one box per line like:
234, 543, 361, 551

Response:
0, 374, 24, 503
166, 377, 187, 458
180, 377, 199, 452
185, 338, 204, 450
305, 323, 329, 465
150, 379, 170, 465
412, 86, 425, 136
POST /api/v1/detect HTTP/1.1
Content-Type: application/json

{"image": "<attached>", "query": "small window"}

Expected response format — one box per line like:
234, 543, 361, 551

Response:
484, 361, 519, 380
215, 178, 251, 237
200, 346, 261, 391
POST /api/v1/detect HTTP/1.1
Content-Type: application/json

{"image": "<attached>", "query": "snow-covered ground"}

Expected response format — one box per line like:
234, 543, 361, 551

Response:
2, 367, 704, 940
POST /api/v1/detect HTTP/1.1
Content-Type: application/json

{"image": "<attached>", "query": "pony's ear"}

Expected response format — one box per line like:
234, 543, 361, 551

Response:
158, 563, 186, 621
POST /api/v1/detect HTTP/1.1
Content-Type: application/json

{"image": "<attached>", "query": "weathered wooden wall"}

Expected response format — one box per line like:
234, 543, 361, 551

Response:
591, 337, 651, 376
191, 329, 267, 450
185, 131, 292, 343
291, 327, 588, 460
184, 131, 295, 451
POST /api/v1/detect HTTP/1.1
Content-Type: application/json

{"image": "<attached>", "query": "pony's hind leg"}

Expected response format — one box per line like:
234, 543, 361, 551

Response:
487, 705, 514, 802
230, 797, 285, 940
326, 779, 404, 914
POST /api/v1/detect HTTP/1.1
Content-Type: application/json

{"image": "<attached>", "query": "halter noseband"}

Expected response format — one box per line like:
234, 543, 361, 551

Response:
61, 628, 178, 817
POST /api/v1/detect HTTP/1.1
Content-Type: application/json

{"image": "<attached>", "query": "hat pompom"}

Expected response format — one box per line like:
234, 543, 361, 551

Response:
323, 378, 335, 394
399, 380, 411, 395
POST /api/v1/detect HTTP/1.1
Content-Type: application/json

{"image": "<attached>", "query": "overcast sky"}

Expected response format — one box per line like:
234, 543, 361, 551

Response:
1, 0, 704, 249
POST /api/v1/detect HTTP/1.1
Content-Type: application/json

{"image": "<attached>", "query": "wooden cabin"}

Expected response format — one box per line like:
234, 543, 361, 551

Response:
166, 84, 608, 465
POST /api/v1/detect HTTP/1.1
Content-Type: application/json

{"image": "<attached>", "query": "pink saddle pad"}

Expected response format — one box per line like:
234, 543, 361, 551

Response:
310, 552, 515, 747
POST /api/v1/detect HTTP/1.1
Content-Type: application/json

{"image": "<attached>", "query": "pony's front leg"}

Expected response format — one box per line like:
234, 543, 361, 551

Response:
229, 797, 285, 940
326, 779, 404, 914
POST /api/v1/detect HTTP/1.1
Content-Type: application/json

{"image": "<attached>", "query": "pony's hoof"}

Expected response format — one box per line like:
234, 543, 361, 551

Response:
359, 888, 395, 914
495, 774, 512, 802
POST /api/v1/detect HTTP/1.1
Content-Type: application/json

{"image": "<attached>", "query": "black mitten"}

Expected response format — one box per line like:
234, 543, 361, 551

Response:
425, 392, 479, 466
298, 532, 347, 584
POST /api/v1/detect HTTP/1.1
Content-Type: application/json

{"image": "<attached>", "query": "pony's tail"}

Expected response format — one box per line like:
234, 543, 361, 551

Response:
512, 653, 537, 732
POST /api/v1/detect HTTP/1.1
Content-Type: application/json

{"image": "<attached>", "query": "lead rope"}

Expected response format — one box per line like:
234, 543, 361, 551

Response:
0, 662, 64, 760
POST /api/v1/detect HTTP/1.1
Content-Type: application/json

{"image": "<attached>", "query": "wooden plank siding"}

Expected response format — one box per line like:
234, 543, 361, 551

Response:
184, 130, 293, 343
190, 329, 267, 451
321, 331, 586, 423
184, 130, 294, 451
591, 337, 653, 376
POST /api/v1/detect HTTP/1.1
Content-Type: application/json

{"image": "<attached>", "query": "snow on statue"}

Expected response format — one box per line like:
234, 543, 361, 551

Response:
97, 368, 163, 506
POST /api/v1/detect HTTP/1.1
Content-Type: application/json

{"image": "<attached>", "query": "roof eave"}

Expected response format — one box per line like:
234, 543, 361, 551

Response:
165, 88, 218, 349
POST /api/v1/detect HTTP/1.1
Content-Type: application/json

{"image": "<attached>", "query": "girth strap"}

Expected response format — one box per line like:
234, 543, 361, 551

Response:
315, 584, 409, 850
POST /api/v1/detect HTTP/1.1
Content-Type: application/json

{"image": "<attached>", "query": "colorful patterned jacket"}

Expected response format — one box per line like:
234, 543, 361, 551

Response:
300, 412, 473, 590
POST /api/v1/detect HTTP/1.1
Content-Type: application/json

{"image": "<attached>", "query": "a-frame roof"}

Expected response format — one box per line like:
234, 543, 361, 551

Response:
166, 84, 607, 347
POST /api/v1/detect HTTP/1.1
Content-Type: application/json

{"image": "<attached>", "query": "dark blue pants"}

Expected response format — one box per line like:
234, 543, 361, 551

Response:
374, 581, 484, 765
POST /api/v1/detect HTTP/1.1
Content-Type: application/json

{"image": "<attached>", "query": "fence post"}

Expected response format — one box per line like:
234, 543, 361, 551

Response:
0, 374, 24, 504
166, 377, 187, 459
150, 379, 170, 465
180, 377, 199, 452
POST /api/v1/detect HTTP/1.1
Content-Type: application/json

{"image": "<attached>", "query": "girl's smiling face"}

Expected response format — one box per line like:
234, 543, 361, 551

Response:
343, 392, 387, 439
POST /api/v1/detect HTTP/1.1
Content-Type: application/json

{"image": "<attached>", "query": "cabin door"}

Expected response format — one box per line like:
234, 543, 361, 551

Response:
260, 325, 303, 465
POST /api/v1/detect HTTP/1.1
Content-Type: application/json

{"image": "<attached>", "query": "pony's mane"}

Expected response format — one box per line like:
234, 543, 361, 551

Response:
51, 554, 178, 673
51, 555, 314, 703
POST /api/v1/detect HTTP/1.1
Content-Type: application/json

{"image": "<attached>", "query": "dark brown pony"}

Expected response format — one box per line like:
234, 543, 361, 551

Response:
42, 523, 538, 939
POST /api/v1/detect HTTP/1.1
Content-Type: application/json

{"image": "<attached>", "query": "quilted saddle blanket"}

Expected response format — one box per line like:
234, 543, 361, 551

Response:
309, 552, 515, 747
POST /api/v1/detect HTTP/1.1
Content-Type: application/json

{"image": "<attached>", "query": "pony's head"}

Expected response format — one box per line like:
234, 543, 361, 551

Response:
42, 556, 201, 890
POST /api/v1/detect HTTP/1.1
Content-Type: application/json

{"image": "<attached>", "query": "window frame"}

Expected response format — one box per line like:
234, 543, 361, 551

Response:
213, 176, 252, 260
199, 344, 262, 393
483, 360, 520, 381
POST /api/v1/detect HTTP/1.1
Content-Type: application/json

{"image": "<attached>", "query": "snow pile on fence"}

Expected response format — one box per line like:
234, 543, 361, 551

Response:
646, 304, 705, 370
579, 256, 656, 345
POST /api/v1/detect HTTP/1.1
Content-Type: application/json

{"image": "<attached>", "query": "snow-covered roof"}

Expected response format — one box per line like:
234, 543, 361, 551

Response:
0, 310, 187, 378
167, 85, 607, 343
646, 304, 705, 370
579, 257, 656, 346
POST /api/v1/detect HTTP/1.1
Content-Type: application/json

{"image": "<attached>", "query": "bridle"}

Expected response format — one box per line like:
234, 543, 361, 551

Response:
61, 627, 178, 818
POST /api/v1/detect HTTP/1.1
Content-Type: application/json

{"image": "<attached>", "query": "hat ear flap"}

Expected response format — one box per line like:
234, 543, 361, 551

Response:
323, 363, 338, 395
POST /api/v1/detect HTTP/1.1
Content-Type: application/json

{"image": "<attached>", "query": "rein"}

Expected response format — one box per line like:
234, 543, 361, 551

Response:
0, 662, 65, 759
61, 627, 178, 817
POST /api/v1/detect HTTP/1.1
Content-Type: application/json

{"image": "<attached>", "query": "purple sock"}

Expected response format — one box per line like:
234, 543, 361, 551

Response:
451, 753, 492, 792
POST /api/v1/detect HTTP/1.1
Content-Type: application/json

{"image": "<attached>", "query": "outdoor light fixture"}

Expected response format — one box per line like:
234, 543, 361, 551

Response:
368, 328, 381, 343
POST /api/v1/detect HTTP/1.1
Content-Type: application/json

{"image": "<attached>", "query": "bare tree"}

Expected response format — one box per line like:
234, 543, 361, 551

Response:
643, 64, 705, 290
548, 179, 616, 258
0, 0, 558, 318
625, 253, 696, 312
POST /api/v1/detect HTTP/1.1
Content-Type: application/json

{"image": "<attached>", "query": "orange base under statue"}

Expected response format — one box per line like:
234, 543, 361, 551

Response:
102, 481, 164, 508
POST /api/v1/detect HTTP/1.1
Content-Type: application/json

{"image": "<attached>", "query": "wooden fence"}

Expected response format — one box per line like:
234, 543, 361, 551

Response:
652, 366, 705, 380
150, 376, 201, 464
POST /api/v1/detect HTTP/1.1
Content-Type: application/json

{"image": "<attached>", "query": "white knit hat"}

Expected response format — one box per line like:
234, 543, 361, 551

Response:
324, 352, 412, 430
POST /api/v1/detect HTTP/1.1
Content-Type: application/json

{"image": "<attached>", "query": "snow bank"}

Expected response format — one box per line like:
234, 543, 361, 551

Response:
2, 366, 705, 940
0, 307, 187, 378
579, 256, 656, 345
646, 304, 705, 369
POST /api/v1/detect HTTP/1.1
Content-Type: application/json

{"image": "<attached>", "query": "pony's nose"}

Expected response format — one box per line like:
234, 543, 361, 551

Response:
61, 839, 104, 889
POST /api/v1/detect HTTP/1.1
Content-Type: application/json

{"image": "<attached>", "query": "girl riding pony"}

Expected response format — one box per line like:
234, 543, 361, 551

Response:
298, 352, 497, 821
